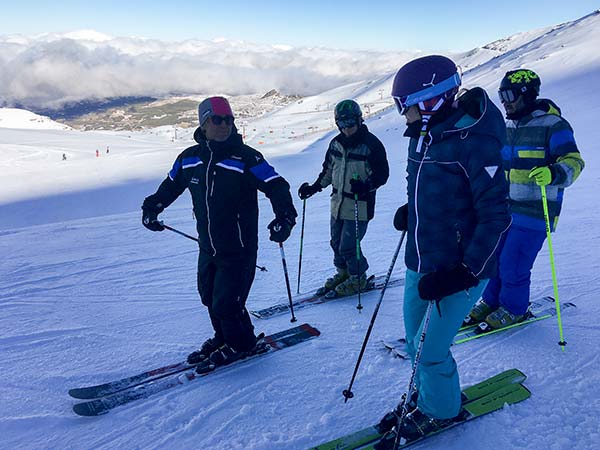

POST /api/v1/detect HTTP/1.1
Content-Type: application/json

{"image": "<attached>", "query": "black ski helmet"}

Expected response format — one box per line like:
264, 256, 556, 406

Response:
499, 69, 541, 103
391, 55, 461, 114
334, 99, 362, 122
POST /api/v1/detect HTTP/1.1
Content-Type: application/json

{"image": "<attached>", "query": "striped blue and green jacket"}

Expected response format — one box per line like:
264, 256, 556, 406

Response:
503, 99, 584, 231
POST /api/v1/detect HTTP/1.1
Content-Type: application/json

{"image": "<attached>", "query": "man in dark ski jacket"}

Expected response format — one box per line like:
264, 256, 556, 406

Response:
298, 99, 389, 297
374, 56, 511, 448
466, 69, 584, 331
142, 96, 297, 369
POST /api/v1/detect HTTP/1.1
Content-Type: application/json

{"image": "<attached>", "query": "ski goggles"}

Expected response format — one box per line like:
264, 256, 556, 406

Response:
498, 89, 520, 103
393, 72, 461, 114
336, 117, 358, 129
210, 115, 234, 126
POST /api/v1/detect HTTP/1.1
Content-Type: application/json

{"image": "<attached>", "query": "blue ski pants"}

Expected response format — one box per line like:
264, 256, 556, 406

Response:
482, 225, 547, 315
403, 269, 488, 419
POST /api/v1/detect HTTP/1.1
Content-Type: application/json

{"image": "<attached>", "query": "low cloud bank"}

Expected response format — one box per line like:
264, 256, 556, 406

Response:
0, 32, 419, 109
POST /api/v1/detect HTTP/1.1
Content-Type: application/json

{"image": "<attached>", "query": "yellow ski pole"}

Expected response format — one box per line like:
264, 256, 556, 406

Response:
539, 184, 566, 351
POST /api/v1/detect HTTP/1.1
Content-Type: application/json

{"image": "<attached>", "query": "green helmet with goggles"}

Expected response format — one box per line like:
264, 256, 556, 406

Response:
334, 99, 362, 129
499, 69, 541, 104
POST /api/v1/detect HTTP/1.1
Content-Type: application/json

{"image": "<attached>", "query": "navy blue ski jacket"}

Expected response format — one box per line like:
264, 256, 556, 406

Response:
404, 88, 511, 279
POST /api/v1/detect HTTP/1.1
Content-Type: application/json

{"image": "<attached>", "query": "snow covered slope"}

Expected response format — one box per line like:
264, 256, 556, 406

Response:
1, 12, 599, 450
0, 108, 70, 130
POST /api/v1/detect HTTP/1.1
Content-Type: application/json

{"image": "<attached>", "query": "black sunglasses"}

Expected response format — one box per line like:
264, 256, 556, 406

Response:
210, 115, 234, 126
336, 118, 358, 129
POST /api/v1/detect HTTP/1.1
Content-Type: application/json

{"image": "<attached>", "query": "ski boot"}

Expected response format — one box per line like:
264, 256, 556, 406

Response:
375, 390, 418, 434
316, 268, 349, 296
187, 336, 223, 364
195, 333, 266, 374
462, 299, 495, 327
475, 306, 527, 334
332, 273, 368, 297
375, 408, 455, 449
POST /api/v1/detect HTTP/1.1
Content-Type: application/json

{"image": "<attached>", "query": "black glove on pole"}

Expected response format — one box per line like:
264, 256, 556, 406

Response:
393, 203, 408, 231
298, 182, 321, 200
268, 215, 294, 243
418, 263, 479, 300
349, 178, 371, 195
142, 207, 165, 231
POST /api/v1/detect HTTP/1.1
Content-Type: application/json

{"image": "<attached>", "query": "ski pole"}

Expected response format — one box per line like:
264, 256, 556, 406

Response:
353, 174, 363, 311
296, 199, 306, 294
159, 222, 268, 272
161, 222, 198, 242
393, 300, 434, 448
539, 185, 566, 351
342, 231, 406, 403
278, 242, 297, 323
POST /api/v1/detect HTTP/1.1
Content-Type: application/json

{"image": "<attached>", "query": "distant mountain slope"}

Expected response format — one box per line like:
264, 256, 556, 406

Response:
245, 10, 600, 149
0, 108, 71, 130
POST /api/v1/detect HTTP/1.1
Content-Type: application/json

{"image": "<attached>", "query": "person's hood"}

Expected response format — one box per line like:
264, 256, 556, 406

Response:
404, 87, 506, 147
531, 98, 562, 116
440, 87, 506, 145
193, 125, 244, 149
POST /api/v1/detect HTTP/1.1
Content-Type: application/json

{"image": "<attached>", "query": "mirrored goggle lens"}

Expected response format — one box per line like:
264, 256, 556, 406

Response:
336, 118, 357, 129
211, 115, 234, 125
499, 89, 518, 103
393, 96, 409, 114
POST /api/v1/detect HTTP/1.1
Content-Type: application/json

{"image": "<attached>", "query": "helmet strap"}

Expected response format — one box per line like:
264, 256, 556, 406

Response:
416, 114, 432, 153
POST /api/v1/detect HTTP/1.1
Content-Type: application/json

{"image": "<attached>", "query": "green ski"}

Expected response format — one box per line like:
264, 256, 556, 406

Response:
309, 369, 529, 450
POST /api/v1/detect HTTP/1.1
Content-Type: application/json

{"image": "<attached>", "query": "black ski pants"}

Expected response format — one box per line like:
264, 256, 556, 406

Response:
197, 250, 257, 352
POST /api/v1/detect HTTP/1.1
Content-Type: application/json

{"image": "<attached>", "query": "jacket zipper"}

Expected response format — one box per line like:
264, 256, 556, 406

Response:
414, 146, 430, 273
237, 213, 244, 248
205, 142, 217, 256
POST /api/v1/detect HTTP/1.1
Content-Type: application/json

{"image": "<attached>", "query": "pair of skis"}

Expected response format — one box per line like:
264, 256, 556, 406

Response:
249, 274, 405, 319
69, 323, 320, 416
382, 296, 576, 359
309, 368, 530, 449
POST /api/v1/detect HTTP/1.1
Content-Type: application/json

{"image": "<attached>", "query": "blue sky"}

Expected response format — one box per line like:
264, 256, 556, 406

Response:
1, 0, 598, 51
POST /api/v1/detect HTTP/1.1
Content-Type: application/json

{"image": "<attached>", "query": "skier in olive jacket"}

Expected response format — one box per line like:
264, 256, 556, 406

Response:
298, 99, 389, 297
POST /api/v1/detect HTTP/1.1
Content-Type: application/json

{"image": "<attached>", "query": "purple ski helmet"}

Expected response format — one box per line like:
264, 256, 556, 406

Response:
391, 55, 461, 114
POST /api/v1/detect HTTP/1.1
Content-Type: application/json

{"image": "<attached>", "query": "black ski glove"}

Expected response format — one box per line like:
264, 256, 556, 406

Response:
393, 203, 408, 231
268, 214, 295, 242
298, 182, 321, 200
349, 178, 371, 195
142, 201, 165, 232
418, 263, 479, 300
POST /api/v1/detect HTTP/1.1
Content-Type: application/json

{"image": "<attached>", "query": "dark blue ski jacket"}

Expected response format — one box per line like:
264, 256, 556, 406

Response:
143, 127, 296, 256
404, 88, 511, 279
